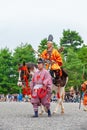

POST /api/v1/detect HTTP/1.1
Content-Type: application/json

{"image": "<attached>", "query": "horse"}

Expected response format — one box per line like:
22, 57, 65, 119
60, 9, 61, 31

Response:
17, 61, 68, 114
17, 62, 38, 96
41, 58, 68, 114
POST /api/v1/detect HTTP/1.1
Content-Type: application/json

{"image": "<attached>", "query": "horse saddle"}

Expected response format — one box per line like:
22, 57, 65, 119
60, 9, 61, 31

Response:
50, 70, 66, 87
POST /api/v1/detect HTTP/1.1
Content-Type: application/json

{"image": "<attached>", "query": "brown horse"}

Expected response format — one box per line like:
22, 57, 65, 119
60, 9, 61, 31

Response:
17, 61, 38, 95
17, 61, 68, 114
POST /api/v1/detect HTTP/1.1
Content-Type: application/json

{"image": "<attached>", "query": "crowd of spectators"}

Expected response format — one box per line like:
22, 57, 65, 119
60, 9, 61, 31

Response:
0, 87, 81, 103
51, 87, 81, 103
0, 94, 31, 102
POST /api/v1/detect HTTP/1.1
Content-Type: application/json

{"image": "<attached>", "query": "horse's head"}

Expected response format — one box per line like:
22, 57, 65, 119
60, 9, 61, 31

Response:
17, 62, 29, 87
17, 62, 38, 87
26, 63, 38, 76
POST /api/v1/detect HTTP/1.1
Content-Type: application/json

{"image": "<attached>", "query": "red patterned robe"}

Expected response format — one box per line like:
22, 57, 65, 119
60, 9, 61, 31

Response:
30, 68, 52, 111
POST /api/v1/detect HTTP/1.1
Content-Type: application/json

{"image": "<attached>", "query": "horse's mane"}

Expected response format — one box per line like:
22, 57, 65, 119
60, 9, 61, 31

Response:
18, 62, 38, 70
26, 62, 38, 69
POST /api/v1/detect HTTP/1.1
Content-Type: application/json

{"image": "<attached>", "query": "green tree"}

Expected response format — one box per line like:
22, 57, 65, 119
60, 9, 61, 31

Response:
77, 46, 87, 80
0, 48, 17, 94
60, 29, 84, 50
13, 42, 37, 65
63, 47, 83, 90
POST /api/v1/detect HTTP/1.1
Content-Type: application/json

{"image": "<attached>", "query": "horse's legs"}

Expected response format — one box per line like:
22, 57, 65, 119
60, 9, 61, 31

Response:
60, 87, 65, 114
53, 87, 65, 114
53, 96, 63, 114
60, 95, 64, 113
39, 105, 48, 115
39, 105, 44, 115
53, 101, 60, 114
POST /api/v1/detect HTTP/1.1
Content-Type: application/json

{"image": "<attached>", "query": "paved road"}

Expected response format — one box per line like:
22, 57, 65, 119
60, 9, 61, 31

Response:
0, 102, 87, 130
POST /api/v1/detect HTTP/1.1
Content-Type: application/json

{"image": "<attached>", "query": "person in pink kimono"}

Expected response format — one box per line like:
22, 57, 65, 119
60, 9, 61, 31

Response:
30, 58, 52, 117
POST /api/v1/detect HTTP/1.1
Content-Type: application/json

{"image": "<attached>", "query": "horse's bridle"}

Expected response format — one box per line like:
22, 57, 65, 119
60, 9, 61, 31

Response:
19, 66, 29, 87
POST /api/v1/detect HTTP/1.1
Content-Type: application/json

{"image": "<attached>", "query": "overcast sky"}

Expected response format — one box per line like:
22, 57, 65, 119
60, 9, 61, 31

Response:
0, 0, 87, 52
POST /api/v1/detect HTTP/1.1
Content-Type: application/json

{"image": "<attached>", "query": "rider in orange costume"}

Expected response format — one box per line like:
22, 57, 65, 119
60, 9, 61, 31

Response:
81, 81, 87, 111
41, 35, 63, 99
41, 42, 63, 70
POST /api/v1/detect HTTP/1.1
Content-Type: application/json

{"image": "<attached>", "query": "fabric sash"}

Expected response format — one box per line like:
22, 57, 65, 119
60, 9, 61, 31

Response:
34, 84, 43, 89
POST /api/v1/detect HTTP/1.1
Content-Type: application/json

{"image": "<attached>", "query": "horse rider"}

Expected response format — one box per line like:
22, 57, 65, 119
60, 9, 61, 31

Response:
30, 58, 52, 117
40, 34, 63, 98
81, 81, 87, 111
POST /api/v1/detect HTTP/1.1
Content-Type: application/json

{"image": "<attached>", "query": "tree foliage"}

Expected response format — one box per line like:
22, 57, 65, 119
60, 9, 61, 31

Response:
60, 29, 84, 50
77, 46, 87, 80
0, 48, 18, 94
63, 48, 83, 90
13, 42, 37, 64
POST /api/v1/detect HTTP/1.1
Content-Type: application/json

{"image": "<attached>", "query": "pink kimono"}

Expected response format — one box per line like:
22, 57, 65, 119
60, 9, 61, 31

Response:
30, 68, 52, 112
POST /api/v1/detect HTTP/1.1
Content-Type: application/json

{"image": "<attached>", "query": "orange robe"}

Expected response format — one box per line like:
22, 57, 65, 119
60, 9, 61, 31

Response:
81, 81, 87, 106
41, 48, 63, 70
83, 93, 87, 105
